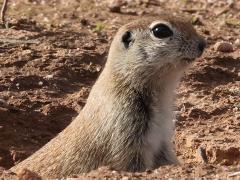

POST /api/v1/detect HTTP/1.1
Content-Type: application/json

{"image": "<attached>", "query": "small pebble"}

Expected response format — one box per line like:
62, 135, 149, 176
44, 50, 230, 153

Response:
207, 0, 217, 3
44, 74, 54, 80
229, 171, 240, 177
17, 169, 42, 180
38, 81, 43, 86
22, 49, 32, 56
214, 41, 234, 52
121, 176, 129, 180
96, 66, 101, 72
0, 99, 7, 105
108, 0, 125, 13
80, 19, 88, 26
234, 39, 240, 48
227, 0, 234, 7
185, 134, 197, 148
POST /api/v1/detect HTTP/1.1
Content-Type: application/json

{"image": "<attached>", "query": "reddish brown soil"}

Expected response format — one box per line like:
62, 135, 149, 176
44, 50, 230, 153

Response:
0, 0, 239, 179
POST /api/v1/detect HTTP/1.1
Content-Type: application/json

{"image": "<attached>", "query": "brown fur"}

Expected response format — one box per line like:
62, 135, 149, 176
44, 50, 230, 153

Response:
11, 14, 205, 178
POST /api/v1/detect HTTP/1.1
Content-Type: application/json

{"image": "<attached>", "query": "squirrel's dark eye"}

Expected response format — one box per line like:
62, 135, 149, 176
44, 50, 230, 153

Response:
151, 24, 173, 38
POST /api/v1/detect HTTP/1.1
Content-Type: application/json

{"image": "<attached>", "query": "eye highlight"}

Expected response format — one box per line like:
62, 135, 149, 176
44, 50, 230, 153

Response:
151, 24, 173, 39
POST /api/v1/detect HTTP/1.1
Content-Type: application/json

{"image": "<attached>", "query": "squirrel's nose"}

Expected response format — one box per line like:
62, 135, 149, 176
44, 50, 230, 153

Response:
198, 39, 206, 52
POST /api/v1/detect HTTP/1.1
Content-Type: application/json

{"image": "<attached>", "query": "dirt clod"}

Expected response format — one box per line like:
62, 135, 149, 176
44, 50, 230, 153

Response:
108, 0, 125, 12
17, 169, 42, 180
214, 41, 234, 52
234, 39, 240, 48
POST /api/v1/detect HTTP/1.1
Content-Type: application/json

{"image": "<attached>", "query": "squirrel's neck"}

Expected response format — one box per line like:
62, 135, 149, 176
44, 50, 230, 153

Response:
81, 65, 183, 169
83, 64, 182, 137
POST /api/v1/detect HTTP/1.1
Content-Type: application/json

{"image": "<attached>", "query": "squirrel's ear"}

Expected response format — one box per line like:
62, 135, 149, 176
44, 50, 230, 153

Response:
122, 31, 133, 49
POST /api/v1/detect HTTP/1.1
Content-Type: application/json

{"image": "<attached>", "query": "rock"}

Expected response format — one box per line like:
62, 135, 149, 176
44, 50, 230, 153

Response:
0, 169, 17, 180
186, 134, 198, 148
191, 16, 203, 26
207, 0, 217, 4
83, 42, 96, 50
0, 99, 8, 108
17, 169, 42, 180
214, 41, 234, 52
22, 50, 32, 55
196, 147, 208, 163
10, 150, 28, 164
108, 0, 125, 13
38, 81, 43, 86
44, 74, 54, 80
206, 145, 240, 165
80, 18, 88, 26
234, 39, 240, 48
188, 108, 211, 119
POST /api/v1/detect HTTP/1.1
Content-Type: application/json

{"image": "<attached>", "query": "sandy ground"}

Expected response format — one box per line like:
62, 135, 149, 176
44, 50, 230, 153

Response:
0, 0, 239, 179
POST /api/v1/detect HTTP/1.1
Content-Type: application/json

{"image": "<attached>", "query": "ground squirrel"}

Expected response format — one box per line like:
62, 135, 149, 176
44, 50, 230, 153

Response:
11, 14, 206, 178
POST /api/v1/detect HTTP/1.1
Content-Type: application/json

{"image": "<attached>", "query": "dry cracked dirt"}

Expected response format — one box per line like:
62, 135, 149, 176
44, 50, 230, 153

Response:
0, 0, 239, 179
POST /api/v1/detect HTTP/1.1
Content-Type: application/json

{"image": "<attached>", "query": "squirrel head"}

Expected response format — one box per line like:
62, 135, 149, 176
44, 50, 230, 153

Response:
106, 14, 206, 85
